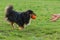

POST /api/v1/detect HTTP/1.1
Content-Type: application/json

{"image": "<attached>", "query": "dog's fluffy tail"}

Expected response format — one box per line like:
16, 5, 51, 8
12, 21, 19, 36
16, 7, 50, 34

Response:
5, 5, 13, 14
5, 5, 13, 17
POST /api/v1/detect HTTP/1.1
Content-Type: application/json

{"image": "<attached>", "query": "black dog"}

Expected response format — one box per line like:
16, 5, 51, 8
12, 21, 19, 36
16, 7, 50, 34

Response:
5, 5, 36, 30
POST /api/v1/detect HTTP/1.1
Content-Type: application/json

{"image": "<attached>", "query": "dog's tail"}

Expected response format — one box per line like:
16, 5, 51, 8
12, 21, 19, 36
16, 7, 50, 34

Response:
5, 5, 13, 14
5, 5, 13, 18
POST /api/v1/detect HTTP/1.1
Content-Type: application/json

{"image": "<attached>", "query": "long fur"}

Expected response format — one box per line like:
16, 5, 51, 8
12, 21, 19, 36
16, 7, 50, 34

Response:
5, 5, 36, 28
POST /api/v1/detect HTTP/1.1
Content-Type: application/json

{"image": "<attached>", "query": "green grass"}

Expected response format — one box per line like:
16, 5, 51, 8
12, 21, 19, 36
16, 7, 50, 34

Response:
0, 0, 60, 40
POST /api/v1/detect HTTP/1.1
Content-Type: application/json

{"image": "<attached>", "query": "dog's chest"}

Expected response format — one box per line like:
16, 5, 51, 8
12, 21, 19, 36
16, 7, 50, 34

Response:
24, 19, 31, 27
27, 19, 31, 25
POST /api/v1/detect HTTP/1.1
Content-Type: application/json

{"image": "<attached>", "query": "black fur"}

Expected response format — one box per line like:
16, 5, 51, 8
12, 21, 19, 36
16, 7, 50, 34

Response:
5, 5, 36, 28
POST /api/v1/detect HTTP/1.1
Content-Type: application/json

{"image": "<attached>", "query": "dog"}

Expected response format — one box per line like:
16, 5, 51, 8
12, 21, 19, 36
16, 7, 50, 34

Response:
51, 14, 60, 22
5, 5, 36, 30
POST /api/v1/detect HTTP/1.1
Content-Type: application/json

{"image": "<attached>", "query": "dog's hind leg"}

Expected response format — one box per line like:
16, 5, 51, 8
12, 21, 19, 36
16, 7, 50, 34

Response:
10, 22, 15, 29
18, 26, 24, 30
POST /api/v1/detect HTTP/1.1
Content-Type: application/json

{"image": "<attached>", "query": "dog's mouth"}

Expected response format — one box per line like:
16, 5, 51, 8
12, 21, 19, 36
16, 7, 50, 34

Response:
31, 14, 36, 19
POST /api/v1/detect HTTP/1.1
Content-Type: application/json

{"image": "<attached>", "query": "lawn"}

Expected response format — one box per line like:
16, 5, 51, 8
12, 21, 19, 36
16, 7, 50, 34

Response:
0, 0, 60, 40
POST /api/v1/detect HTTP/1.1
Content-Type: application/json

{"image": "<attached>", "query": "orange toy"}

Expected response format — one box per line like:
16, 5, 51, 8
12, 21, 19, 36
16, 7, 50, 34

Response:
31, 15, 36, 19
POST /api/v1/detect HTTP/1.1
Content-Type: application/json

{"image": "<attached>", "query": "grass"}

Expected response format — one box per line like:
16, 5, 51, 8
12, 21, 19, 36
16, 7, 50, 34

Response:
0, 0, 60, 40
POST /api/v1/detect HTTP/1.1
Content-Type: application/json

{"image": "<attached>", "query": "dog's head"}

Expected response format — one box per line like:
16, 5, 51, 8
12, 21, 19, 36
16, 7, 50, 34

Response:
26, 10, 36, 19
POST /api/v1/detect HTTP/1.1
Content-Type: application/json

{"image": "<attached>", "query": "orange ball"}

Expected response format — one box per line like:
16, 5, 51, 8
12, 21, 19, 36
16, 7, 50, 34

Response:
31, 15, 36, 19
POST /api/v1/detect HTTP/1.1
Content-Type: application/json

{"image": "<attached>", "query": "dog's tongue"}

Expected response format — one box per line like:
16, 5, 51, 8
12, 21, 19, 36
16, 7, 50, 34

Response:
31, 15, 36, 19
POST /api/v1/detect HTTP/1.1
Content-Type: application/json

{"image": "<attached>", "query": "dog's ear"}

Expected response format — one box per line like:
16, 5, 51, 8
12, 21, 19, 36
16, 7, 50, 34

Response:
27, 10, 36, 16
26, 10, 33, 14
